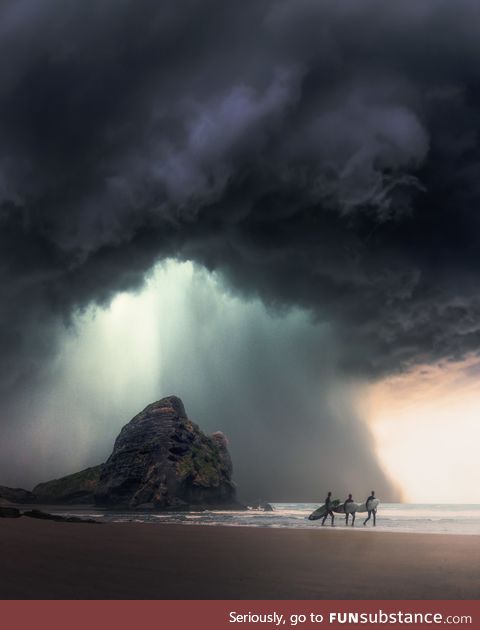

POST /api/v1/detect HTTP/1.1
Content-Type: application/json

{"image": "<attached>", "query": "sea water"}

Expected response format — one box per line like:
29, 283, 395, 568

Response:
54, 503, 480, 535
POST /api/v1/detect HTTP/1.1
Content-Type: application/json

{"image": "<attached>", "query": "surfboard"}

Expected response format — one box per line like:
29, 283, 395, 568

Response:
353, 498, 380, 513
333, 499, 380, 514
308, 499, 341, 520
333, 501, 361, 514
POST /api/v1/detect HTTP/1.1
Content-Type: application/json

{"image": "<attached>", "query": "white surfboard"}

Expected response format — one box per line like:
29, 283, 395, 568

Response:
334, 499, 379, 514
356, 498, 380, 513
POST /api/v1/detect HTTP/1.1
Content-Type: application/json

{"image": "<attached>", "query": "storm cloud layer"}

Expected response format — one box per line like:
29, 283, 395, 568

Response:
1, 1, 480, 496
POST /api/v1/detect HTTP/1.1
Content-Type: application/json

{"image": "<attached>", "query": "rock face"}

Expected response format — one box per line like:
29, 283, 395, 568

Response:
33, 465, 102, 505
0, 485, 36, 504
95, 396, 238, 509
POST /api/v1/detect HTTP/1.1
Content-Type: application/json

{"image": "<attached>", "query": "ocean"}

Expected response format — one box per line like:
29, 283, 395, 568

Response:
53, 503, 480, 535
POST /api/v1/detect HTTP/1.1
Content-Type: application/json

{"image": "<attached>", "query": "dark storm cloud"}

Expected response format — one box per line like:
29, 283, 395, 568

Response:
1, 0, 480, 499
2, 0, 480, 386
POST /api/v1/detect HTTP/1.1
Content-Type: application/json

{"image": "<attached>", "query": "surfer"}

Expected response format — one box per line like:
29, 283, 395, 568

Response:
321, 491, 335, 526
363, 490, 377, 526
344, 493, 355, 526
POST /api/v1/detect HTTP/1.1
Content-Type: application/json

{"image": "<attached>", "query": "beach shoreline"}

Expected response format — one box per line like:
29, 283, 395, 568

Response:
1, 518, 479, 599
11, 501, 480, 536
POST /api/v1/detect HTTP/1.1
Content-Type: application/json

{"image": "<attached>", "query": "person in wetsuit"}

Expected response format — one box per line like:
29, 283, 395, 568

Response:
321, 491, 335, 526
363, 490, 377, 526
344, 493, 355, 526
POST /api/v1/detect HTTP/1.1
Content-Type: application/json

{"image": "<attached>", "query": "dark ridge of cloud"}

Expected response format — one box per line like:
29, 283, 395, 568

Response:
1, 0, 480, 384
0, 1, 479, 497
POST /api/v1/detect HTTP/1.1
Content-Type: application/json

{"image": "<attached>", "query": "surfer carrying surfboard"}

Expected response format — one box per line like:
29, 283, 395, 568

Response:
321, 491, 335, 526
344, 494, 355, 526
363, 490, 377, 527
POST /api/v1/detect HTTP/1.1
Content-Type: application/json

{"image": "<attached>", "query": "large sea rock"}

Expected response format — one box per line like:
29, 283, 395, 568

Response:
28, 395, 240, 510
94, 396, 239, 509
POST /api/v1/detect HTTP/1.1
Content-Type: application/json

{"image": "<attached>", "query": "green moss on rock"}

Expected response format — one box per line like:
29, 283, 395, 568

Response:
176, 438, 222, 486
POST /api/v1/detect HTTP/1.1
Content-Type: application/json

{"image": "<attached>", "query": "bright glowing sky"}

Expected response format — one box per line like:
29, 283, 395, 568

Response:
366, 358, 480, 503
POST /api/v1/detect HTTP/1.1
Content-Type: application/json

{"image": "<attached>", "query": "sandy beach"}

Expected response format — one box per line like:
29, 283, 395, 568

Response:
0, 518, 479, 599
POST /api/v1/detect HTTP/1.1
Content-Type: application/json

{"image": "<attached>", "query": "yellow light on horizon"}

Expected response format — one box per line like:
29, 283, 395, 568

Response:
366, 357, 480, 503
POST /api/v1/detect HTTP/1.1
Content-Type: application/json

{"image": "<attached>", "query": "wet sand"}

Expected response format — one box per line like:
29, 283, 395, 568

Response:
0, 518, 479, 599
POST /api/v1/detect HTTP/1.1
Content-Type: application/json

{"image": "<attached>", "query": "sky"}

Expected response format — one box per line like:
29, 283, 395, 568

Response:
1, 0, 480, 502
367, 358, 480, 503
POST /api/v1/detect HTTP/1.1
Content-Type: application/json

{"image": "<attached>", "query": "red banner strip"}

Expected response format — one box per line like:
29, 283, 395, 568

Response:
0, 600, 478, 630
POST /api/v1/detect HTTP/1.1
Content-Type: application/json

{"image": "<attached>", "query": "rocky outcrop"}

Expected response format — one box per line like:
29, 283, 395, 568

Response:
33, 465, 102, 505
95, 396, 239, 510
0, 506, 98, 522
27, 395, 240, 510
23, 509, 99, 524
0, 485, 36, 504
0, 506, 21, 518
